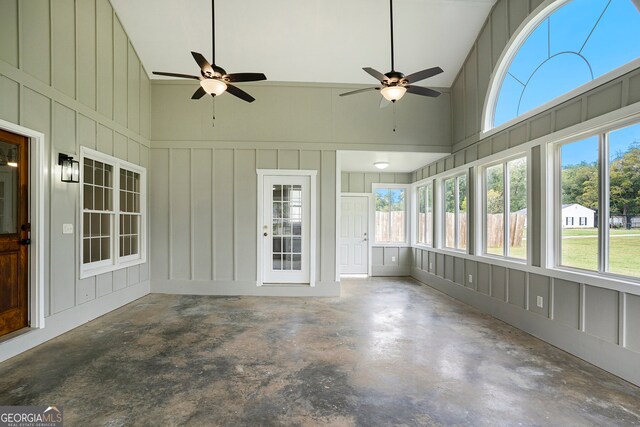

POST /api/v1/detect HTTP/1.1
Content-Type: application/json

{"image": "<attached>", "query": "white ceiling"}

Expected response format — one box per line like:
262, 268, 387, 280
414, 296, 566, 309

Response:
340, 151, 448, 173
111, 0, 496, 87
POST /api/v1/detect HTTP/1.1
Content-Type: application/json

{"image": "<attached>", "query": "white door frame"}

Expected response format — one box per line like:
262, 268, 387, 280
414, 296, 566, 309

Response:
0, 118, 45, 330
340, 193, 372, 275
256, 169, 317, 286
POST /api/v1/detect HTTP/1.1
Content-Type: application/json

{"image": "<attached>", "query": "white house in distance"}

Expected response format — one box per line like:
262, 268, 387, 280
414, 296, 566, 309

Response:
516, 203, 595, 228
562, 203, 595, 228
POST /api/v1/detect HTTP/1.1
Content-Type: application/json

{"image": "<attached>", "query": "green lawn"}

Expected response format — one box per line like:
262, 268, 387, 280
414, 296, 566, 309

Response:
560, 228, 640, 276
487, 227, 640, 277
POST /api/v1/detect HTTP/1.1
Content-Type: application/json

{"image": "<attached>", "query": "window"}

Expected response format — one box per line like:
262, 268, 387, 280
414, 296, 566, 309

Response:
488, 0, 640, 129
81, 148, 146, 278
557, 121, 640, 278
484, 157, 527, 259
443, 174, 467, 251
374, 186, 407, 244
416, 182, 433, 246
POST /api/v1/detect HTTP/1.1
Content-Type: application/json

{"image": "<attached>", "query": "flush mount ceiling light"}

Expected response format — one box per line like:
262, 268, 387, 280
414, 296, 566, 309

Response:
374, 162, 390, 170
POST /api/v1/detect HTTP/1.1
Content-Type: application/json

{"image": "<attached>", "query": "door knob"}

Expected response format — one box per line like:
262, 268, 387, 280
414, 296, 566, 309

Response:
263, 232, 268, 237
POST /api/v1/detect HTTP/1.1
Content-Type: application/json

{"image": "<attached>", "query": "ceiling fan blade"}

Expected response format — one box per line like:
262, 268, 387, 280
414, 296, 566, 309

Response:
363, 67, 389, 82
224, 72, 267, 83
152, 71, 200, 80
191, 51, 214, 75
191, 86, 207, 99
339, 87, 380, 97
406, 85, 441, 97
404, 67, 443, 84
379, 97, 391, 108
224, 83, 255, 103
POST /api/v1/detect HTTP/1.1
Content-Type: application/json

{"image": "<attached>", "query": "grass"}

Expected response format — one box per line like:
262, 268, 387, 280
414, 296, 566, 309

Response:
487, 227, 640, 277
560, 228, 640, 276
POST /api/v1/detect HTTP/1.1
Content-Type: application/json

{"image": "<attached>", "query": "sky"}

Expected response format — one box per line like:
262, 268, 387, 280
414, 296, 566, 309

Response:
494, 0, 640, 127
561, 123, 640, 167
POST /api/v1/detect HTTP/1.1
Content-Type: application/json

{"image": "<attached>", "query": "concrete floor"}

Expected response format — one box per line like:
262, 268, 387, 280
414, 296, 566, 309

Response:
1, 277, 639, 426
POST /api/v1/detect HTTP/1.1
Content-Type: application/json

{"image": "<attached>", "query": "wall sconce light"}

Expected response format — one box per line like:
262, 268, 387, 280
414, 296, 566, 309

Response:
58, 153, 79, 183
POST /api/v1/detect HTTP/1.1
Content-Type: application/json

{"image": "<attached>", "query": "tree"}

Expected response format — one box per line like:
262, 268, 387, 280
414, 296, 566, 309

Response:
561, 162, 598, 210
609, 143, 640, 216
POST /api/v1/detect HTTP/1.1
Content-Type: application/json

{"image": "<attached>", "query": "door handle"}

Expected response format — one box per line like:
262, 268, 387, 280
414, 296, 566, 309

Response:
19, 238, 31, 245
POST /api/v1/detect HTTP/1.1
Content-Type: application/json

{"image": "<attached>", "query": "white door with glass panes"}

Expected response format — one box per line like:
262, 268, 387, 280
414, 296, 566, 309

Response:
340, 195, 368, 274
262, 175, 310, 284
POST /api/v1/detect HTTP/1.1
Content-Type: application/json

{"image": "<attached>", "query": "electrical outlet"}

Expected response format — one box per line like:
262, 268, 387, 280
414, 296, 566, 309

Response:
468, 274, 473, 283
536, 296, 544, 308
429, 262, 433, 270
391, 256, 396, 262
62, 223, 74, 234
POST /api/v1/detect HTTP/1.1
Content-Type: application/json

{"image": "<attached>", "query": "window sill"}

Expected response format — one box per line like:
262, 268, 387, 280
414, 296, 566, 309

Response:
372, 243, 411, 248
80, 257, 146, 279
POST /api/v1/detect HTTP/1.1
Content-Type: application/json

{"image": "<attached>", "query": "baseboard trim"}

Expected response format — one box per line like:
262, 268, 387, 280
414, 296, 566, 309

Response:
151, 279, 341, 297
411, 268, 640, 387
0, 281, 150, 364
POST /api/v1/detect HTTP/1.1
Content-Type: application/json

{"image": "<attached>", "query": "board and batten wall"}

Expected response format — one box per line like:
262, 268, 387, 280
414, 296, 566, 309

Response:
150, 80, 451, 296
341, 171, 412, 276
409, 0, 640, 386
0, 0, 151, 361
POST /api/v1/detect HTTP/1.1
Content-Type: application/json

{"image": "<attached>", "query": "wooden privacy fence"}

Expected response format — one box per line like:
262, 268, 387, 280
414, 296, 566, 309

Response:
375, 212, 405, 242
486, 213, 526, 248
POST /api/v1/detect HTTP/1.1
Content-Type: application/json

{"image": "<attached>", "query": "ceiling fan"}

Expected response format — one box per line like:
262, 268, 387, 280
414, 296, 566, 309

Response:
152, 0, 266, 103
340, 0, 443, 106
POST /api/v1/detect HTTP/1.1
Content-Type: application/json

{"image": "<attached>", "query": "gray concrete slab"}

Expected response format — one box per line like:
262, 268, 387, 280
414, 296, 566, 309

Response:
1, 277, 639, 426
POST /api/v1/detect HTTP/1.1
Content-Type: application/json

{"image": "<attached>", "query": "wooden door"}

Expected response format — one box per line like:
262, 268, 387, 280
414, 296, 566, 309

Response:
0, 128, 29, 337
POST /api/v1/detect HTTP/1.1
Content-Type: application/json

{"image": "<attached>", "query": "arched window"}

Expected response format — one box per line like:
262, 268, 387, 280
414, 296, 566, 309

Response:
485, 0, 640, 131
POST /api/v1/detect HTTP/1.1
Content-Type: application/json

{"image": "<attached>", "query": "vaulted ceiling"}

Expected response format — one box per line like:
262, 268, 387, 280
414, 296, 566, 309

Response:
111, 0, 496, 88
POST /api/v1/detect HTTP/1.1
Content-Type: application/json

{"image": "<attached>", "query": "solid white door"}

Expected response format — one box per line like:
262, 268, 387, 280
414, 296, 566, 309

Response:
340, 195, 368, 274
262, 175, 310, 284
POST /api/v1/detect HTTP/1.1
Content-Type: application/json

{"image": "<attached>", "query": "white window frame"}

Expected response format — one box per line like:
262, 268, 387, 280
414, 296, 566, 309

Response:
552, 119, 640, 281
413, 180, 434, 248
481, 0, 640, 137
80, 147, 147, 279
440, 172, 467, 252
372, 183, 410, 246
480, 153, 529, 262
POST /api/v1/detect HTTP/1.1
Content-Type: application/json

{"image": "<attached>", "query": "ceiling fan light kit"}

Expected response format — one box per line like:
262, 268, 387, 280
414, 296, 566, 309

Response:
200, 78, 227, 96
380, 86, 407, 102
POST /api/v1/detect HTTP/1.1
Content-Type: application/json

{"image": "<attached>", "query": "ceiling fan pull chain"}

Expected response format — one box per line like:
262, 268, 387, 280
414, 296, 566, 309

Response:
212, 96, 216, 127
393, 102, 397, 132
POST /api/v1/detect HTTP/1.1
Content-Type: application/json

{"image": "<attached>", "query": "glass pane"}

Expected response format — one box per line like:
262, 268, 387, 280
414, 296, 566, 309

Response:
292, 254, 301, 271
283, 237, 292, 253
83, 212, 90, 236
100, 237, 110, 260
608, 123, 640, 277
120, 169, 126, 190
282, 202, 290, 219
104, 189, 112, 211
272, 202, 282, 219
95, 162, 104, 186
273, 220, 282, 236
282, 220, 292, 236
104, 164, 113, 187
101, 213, 110, 237
95, 187, 104, 210
390, 189, 405, 243
486, 165, 504, 256
273, 237, 282, 253
418, 186, 426, 244
283, 254, 292, 270
508, 158, 527, 259
375, 189, 390, 243
83, 159, 93, 184
273, 185, 282, 201
282, 185, 291, 202
560, 136, 599, 271
91, 214, 101, 237
292, 221, 302, 236
457, 176, 467, 250
83, 184, 93, 210
272, 254, 282, 270
83, 238, 91, 264
426, 184, 433, 247
444, 179, 455, 248
131, 236, 138, 255
120, 191, 127, 213
292, 237, 301, 253
91, 238, 101, 262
